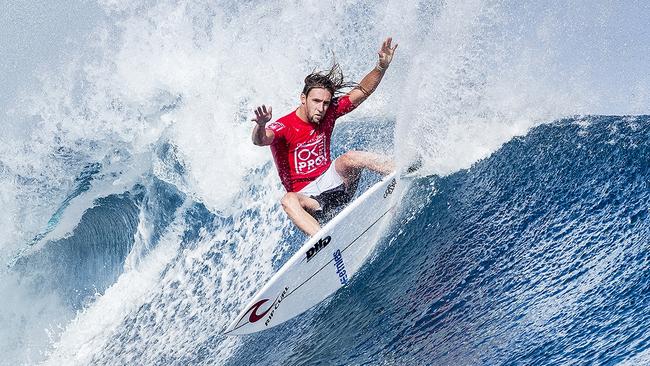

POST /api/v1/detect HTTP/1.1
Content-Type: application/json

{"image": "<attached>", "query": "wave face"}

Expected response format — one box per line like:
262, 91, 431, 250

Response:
226, 115, 650, 365
1, 0, 649, 365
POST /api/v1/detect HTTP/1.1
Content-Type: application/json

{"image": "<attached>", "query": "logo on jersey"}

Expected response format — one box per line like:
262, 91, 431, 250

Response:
267, 121, 285, 131
294, 134, 328, 174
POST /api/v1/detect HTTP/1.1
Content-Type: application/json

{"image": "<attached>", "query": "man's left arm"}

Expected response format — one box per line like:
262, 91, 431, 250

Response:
347, 37, 398, 107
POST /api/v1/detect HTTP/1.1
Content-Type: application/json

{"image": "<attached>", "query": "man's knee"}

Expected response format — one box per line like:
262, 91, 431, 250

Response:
281, 192, 299, 211
338, 151, 363, 170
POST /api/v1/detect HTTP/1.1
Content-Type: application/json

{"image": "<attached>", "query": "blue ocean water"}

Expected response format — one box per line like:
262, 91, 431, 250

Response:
220, 115, 650, 366
7, 115, 648, 365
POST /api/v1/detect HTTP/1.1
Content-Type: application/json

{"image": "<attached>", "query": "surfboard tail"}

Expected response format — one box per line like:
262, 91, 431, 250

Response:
400, 155, 424, 178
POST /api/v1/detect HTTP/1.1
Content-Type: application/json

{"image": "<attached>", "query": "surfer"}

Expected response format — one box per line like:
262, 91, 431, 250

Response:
251, 37, 398, 236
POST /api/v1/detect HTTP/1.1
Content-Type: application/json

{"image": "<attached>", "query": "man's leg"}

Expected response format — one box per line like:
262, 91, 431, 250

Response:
281, 192, 322, 236
335, 151, 395, 187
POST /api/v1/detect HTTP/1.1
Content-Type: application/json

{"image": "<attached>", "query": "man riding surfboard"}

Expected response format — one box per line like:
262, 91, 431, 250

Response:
252, 37, 398, 236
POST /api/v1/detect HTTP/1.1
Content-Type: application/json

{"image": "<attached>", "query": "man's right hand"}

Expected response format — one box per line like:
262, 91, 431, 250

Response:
251, 104, 275, 146
252, 105, 273, 126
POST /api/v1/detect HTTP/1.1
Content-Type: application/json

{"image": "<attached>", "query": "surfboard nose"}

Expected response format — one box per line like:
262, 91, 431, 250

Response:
225, 297, 278, 335
224, 314, 249, 335
224, 322, 243, 335
223, 310, 251, 335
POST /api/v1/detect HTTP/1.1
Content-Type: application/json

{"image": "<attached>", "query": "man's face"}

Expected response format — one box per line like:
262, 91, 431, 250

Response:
301, 88, 332, 124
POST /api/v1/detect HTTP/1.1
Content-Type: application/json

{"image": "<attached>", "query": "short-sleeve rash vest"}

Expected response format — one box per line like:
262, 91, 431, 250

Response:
267, 95, 356, 192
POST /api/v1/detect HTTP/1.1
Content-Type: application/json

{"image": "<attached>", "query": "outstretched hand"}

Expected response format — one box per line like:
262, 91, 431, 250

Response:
252, 105, 272, 126
377, 37, 398, 70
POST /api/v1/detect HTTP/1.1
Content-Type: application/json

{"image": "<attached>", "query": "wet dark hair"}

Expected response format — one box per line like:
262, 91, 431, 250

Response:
302, 63, 358, 97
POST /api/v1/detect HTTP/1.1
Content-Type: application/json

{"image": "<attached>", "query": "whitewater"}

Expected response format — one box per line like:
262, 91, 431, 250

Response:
1, 0, 648, 365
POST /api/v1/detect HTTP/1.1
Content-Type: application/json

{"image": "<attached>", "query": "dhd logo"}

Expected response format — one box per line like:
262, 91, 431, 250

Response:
294, 135, 327, 174
305, 235, 332, 262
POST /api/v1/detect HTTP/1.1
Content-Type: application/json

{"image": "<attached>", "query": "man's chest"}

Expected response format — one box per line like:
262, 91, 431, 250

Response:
285, 125, 332, 175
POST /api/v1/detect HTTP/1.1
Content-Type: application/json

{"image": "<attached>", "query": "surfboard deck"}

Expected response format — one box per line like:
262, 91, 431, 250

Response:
224, 172, 411, 335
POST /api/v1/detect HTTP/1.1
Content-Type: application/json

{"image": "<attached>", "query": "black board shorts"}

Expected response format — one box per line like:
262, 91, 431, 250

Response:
310, 181, 358, 224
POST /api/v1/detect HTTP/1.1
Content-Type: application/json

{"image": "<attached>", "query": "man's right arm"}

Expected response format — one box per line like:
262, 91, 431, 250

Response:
252, 124, 275, 146
251, 105, 275, 146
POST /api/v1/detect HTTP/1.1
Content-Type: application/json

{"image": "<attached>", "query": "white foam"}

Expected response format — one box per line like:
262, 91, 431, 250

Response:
0, 270, 73, 365
394, 0, 648, 176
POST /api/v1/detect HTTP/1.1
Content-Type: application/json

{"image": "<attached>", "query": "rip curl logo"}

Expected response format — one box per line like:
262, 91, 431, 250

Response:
264, 286, 289, 326
247, 299, 273, 323
236, 286, 290, 329
294, 134, 328, 175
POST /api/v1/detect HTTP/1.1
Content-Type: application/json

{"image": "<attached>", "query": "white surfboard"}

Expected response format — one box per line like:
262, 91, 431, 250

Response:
225, 172, 412, 335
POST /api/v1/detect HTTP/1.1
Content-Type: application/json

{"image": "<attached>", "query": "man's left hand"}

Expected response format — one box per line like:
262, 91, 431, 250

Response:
378, 37, 398, 70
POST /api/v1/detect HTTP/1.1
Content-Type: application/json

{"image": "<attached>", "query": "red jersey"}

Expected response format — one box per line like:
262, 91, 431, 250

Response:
267, 95, 356, 192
